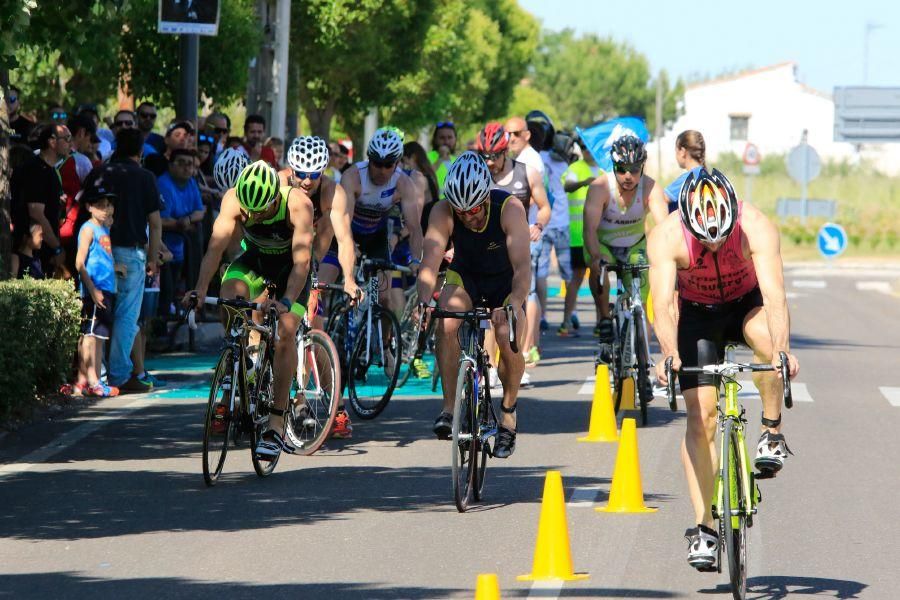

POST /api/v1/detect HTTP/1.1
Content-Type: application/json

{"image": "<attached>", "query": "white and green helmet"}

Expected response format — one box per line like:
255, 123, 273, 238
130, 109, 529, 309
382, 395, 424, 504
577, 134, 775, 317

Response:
235, 160, 279, 212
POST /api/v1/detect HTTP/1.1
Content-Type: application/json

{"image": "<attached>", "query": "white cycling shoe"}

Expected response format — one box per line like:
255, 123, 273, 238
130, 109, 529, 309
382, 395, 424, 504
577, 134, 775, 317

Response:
685, 524, 718, 571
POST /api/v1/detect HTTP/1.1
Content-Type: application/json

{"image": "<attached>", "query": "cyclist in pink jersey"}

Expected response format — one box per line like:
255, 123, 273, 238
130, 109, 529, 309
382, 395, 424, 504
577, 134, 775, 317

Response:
648, 168, 799, 571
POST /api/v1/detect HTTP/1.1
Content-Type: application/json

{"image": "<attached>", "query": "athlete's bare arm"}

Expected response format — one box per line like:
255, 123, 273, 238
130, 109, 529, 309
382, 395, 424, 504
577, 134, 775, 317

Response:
526, 165, 550, 240
187, 188, 242, 299
397, 172, 424, 263
648, 214, 685, 381
645, 177, 670, 230
283, 189, 315, 304
501, 197, 532, 308
583, 176, 611, 271
744, 204, 799, 377
416, 200, 453, 302
314, 178, 336, 262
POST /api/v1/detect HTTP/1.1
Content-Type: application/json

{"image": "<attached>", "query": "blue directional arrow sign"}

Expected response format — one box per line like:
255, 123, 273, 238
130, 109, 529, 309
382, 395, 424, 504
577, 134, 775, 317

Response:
817, 222, 847, 259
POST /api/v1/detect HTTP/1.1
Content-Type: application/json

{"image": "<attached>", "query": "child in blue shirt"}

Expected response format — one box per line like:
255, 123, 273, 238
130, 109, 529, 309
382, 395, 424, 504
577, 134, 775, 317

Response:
74, 187, 118, 397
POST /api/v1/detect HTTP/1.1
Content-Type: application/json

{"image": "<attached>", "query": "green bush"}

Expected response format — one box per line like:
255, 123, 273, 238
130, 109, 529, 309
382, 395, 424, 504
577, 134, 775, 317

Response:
0, 278, 81, 418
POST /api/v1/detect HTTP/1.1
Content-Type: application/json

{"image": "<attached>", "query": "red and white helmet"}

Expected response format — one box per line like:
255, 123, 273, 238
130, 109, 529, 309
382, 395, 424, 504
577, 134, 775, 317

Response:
475, 122, 509, 154
443, 151, 492, 211
678, 168, 739, 244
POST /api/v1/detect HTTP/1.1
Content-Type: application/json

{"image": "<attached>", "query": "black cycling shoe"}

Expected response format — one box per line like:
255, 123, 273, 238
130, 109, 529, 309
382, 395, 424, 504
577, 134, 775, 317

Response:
493, 426, 517, 459
433, 411, 452, 440
597, 318, 614, 344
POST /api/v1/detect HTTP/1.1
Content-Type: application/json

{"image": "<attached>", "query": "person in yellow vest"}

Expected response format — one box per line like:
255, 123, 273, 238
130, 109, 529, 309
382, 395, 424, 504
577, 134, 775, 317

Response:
560, 139, 603, 336
426, 121, 458, 197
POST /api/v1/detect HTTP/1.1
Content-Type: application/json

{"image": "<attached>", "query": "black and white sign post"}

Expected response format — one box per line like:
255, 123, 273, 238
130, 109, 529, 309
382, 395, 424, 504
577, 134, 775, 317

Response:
786, 132, 822, 224
158, 1, 221, 122
742, 142, 761, 203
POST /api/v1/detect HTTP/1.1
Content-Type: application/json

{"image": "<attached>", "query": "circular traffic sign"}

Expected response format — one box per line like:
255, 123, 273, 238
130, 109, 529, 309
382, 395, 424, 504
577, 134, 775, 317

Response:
817, 222, 848, 259
743, 143, 761, 166
787, 143, 821, 184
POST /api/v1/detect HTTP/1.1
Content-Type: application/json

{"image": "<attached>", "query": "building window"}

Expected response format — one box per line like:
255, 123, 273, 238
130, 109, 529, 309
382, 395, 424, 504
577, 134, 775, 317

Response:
730, 115, 749, 141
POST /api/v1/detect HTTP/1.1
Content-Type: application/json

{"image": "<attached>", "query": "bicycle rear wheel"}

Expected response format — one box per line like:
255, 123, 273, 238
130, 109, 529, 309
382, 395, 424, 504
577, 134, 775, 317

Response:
612, 317, 630, 414
348, 306, 402, 419
286, 329, 341, 455
722, 419, 749, 600
473, 372, 494, 502
251, 360, 280, 477
452, 362, 478, 512
203, 349, 236, 486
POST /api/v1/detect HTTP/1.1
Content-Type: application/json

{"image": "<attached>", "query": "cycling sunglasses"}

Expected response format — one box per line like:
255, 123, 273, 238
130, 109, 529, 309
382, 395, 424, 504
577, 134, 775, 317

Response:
480, 151, 504, 162
614, 162, 643, 175
370, 158, 398, 169
435, 121, 455, 129
52, 111, 68, 120
293, 170, 322, 181
5, 95, 17, 103
454, 203, 484, 217
198, 134, 215, 144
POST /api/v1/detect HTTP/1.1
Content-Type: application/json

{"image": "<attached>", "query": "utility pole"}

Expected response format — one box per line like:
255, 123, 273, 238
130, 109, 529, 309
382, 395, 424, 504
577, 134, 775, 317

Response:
863, 21, 883, 84
247, 0, 291, 140
177, 34, 200, 122
655, 73, 663, 180
271, 0, 291, 140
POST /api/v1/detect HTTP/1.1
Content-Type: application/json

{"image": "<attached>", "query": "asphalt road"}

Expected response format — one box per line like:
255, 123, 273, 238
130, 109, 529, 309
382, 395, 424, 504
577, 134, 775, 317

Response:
1, 263, 898, 599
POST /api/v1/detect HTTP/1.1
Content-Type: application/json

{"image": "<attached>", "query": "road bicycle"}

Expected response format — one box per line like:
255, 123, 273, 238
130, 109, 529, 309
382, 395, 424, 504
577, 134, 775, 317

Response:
596, 262, 653, 425
665, 348, 793, 600
397, 284, 441, 391
325, 257, 410, 419
419, 305, 518, 512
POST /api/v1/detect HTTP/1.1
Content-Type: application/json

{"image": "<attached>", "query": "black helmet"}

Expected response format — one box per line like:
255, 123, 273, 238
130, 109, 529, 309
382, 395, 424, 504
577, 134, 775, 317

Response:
550, 130, 577, 164
610, 135, 647, 165
526, 109, 555, 151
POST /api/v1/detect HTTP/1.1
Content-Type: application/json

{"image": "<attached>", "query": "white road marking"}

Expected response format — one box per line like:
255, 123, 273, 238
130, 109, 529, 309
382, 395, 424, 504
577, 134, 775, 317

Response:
567, 486, 601, 507
880, 387, 900, 407
790, 382, 814, 403
578, 376, 595, 395
528, 581, 564, 598
0, 397, 160, 482
786, 291, 803, 299
793, 280, 826, 289
856, 281, 893, 294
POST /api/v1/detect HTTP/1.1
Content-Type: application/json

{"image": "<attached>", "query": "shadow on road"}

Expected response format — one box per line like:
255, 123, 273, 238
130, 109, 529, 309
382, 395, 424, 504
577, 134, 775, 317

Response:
699, 575, 868, 599
514, 588, 680, 598
0, 572, 468, 600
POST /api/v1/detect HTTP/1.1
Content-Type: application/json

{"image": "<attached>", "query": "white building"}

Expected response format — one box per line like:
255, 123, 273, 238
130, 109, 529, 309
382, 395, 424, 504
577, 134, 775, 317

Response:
647, 61, 900, 176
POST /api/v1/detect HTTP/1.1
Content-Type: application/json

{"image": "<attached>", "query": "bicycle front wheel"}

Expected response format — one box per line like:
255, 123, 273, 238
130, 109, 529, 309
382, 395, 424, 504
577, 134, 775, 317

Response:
634, 309, 652, 427
722, 419, 749, 600
452, 362, 478, 512
251, 361, 280, 477
203, 348, 235, 486
286, 329, 341, 455
348, 306, 402, 419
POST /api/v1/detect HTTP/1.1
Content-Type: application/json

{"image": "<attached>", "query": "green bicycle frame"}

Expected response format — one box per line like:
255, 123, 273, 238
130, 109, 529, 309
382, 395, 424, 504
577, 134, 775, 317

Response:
713, 379, 758, 529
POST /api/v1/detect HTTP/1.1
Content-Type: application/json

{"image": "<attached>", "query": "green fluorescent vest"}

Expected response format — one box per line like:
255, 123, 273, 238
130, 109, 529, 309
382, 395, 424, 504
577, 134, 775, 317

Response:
427, 149, 457, 198
563, 159, 602, 248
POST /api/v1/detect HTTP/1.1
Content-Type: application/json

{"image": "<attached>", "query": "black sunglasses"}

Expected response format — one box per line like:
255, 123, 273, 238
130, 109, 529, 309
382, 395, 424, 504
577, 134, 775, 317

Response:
213, 127, 228, 134
435, 121, 455, 129
138, 111, 157, 119
480, 151, 504, 162
370, 158, 398, 169
614, 163, 643, 175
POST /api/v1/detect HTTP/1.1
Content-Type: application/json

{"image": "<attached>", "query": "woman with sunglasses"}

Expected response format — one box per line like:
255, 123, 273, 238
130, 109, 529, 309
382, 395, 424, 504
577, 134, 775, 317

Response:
583, 135, 669, 347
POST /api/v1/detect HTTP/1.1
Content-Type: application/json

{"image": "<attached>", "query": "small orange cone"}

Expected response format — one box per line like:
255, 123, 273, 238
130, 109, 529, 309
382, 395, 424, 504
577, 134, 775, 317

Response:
617, 376, 636, 411
597, 418, 657, 513
577, 364, 618, 442
474, 573, 500, 599
518, 471, 590, 582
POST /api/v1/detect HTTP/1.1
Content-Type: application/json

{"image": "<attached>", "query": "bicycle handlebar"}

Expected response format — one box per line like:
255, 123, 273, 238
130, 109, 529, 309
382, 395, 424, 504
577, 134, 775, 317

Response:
597, 262, 650, 282
186, 293, 268, 330
664, 351, 793, 410
419, 305, 519, 355
360, 257, 413, 275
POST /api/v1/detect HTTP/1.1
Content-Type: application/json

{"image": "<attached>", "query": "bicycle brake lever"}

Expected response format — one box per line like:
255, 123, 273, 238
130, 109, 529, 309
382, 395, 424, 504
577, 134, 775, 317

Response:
506, 305, 519, 355
665, 356, 677, 412
779, 351, 793, 409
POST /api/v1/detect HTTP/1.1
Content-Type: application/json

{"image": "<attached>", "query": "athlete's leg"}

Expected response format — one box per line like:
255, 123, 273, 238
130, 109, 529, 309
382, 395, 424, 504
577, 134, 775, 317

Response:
493, 303, 526, 431
682, 383, 719, 528
435, 283, 473, 415
314, 260, 340, 330
270, 310, 301, 433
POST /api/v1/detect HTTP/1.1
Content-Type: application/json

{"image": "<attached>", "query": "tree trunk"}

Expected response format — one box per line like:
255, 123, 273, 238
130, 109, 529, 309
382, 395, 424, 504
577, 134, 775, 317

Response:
305, 100, 335, 140
0, 79, 12, 280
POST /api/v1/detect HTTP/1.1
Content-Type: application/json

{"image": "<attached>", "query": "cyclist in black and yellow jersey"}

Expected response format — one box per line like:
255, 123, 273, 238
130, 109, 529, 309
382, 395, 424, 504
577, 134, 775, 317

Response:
185, 160, 315, 461
417, 152, 531, 459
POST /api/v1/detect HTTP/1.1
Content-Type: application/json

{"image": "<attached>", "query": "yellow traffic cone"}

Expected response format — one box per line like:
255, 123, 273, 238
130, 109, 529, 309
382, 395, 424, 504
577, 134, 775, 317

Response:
518, 471, 590, 582
617, 376, 636, 411
558, 281, 567, 298
597, 418, 657, 513
474, 573, 500, 600
577, 364, 618, 442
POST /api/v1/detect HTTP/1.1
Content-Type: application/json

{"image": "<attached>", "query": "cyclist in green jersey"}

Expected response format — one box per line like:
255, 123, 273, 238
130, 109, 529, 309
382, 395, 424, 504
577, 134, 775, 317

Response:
185, 160, 315, 460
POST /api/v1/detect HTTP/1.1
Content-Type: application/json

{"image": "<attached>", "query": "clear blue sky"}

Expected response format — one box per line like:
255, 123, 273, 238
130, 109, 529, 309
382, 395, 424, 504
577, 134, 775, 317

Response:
520, 0, 899, 93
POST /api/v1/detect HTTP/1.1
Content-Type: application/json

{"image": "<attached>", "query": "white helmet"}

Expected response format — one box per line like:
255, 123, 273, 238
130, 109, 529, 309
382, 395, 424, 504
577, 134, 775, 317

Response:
213, 147, 249, 190
678, 168, 739, 244
443, 151, 492, 211
366, 127, 403, 162
287, 135, 329, 173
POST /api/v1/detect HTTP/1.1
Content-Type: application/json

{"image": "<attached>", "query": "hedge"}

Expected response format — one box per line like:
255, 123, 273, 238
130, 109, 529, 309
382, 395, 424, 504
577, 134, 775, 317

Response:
0, 277, 81, 418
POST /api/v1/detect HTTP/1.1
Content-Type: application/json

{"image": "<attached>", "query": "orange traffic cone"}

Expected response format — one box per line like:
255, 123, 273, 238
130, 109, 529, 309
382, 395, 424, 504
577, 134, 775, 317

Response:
474, 573, 500, 600
577, 364, 618, 442
617, 376, 636, 411
518, 471, 590, 582
597, 418, 657, 513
